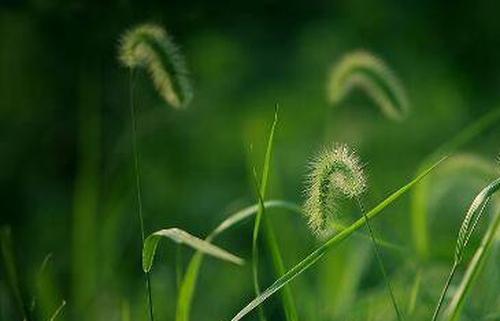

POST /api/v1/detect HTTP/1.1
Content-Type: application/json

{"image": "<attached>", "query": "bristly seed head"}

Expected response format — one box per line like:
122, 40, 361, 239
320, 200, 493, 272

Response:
303, 143, 367, 236
118, 23, 192, 108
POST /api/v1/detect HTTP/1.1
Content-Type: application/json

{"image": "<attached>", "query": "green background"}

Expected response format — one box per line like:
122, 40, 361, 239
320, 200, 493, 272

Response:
1, 1, 499, 321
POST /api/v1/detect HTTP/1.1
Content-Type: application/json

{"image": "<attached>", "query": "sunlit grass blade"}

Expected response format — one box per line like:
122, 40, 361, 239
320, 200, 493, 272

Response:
455, 178, 500, 263
30, 253, 53, 313
250, 106, 297, 321
407, 268, 421, 316
176, 200, 302, 321
0, 226, 27, 320
48, 300, 66, 321
431, 177, 500, 321
327, 50, 409, 121
444, 209, 500, 321
411, 108, 500, 260
229, 157, 445, 321
251, 107, 279, 321
143, 228, 244, 273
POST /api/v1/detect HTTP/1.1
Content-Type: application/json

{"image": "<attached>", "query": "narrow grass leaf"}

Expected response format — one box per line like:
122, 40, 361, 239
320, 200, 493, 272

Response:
48, 300, 66, 321
176, 200, 302, 321
143, 228, 244, 273
455, 178, 500, 263
411, 108, 500, 259
431, 177, 500, 321
229, 157, 445, 321
445, 209, 500, 321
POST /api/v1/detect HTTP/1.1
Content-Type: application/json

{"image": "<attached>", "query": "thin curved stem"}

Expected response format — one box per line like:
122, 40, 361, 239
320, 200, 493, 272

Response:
129, 70, 155, 321
431, 262, 458, 321
357, 198, 404, 321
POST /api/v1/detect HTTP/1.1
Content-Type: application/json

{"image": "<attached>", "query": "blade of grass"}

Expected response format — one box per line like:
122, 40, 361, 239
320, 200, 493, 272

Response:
431, 177, 500, 321
230, 157, 445, 321
251, 105, 298, 321
252, 169, 298, 321
175, 200, 302, 321
48, 300, 66, 321
407, 268, 421, 316
30, 253, 53, 314
143, 228, 244, 273
411, 108, 500, 260
445, 209, 500, 321
250, 107, 278, 321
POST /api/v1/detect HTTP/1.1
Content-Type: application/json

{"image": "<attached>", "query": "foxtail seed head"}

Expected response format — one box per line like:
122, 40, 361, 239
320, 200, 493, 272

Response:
327, 50, 409, 121
303, 144, 367, 235
119, 23, 192, 108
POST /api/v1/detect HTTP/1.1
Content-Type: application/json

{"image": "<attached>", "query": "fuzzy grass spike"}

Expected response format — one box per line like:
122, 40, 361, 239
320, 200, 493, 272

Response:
119, 23, 192, 108
303, 143, 366, 235
327, 50, 409, 121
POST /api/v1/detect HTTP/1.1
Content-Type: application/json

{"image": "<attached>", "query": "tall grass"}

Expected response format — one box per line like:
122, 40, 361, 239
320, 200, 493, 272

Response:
230, 157, 445, 321
431, 177, 500, 321
251, 107, 298, 321
118, 22, 193, 321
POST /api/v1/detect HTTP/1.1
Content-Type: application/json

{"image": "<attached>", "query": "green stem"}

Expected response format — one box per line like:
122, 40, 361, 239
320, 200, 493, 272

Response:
357, 198, 404, 321
431, 262, 458, 321
129, 70, 155, 321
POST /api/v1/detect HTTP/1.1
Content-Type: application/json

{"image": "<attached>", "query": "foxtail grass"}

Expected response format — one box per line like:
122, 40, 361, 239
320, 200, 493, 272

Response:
118, 22, 194, 321
229, 157, 445, 321
119, 24, 192, 108
327, 50, 409, 121
303, 143, 404, 320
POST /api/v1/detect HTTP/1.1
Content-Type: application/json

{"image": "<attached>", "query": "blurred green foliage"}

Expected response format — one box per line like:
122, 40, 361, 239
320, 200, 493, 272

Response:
0, 1, 499, 321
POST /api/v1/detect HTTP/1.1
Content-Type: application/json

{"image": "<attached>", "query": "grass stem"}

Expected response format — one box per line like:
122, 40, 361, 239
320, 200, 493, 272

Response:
129, 70, 155, 321
431, 262, 458, 321
357, 198, 404, 321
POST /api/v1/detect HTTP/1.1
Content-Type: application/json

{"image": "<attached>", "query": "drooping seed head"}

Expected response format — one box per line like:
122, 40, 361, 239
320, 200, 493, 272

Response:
327, 50, 409, 121
303, 143, 367, 235
119, 23, 192, 108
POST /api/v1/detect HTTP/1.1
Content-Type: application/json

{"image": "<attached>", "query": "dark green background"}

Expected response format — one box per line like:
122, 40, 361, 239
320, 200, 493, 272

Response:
1, 1, 499, 321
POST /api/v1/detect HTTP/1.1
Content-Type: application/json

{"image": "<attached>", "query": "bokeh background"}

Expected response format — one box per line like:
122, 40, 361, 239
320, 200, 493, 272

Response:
1, 1, 499, 321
